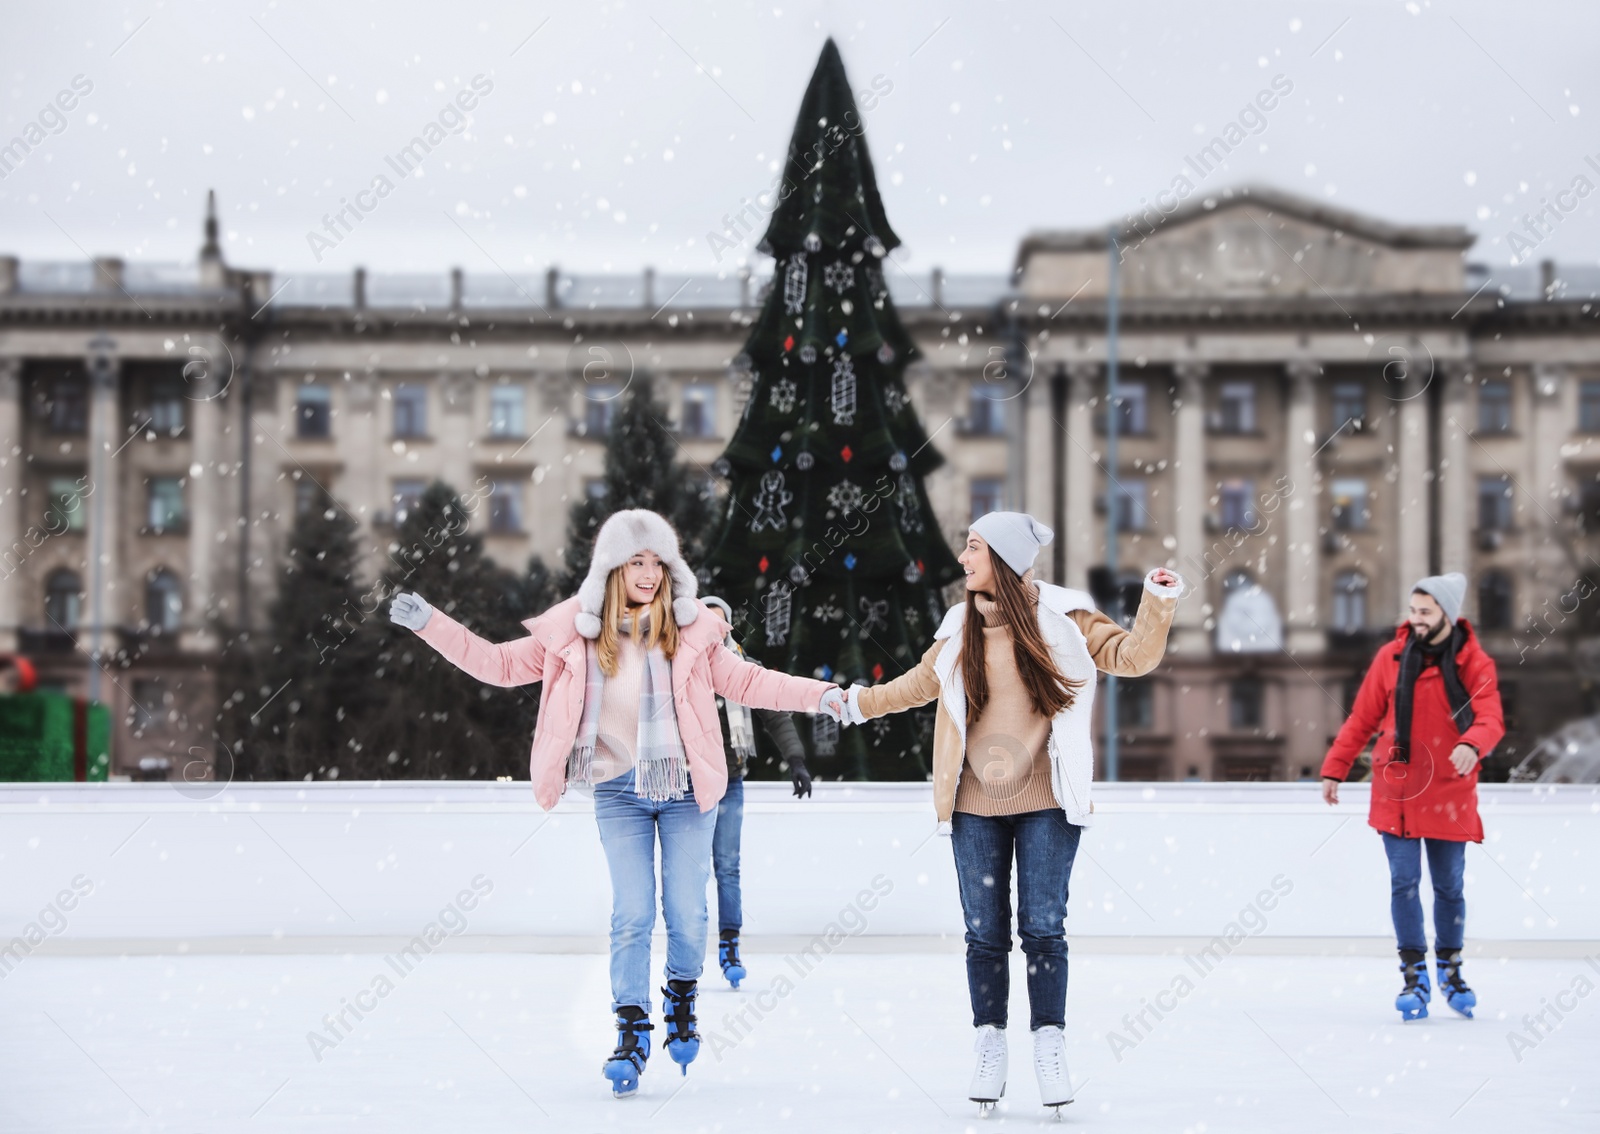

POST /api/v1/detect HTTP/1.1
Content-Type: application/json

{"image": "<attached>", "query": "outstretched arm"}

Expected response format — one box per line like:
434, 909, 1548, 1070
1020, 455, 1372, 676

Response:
402, 600, 549, 688
1069, 569, 1180, 678
709, 645, 833, 713
855, 640, 942, 719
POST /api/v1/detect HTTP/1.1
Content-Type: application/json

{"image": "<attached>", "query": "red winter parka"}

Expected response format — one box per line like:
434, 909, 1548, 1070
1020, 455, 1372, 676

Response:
1321, 620, 1505, 842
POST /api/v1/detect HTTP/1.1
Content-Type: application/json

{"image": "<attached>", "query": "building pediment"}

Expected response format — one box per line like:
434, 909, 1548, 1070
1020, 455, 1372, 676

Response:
1015, 185, 1474, 301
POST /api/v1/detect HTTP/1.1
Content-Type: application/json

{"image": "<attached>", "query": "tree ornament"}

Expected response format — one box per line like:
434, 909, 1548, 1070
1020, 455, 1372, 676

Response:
896, 473, 924, 533
859, 596, 889, 635
826, 478, 864, 515
800, 344, 817, 364
769, 378, 798, 414
830, 355, 857, 425
783, 253, 808, 315
750, 470, 792, 533
795, 451, 815, 470
824, 261, 855, 294
764, 580, 793, 646
812, 713, 839, 755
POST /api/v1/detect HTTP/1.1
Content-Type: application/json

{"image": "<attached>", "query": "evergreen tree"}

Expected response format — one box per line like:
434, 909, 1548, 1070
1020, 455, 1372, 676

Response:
229, 491, 382, 780
703, 39, 961, 780
561, 374, 717, 591
367, 481, 538, 779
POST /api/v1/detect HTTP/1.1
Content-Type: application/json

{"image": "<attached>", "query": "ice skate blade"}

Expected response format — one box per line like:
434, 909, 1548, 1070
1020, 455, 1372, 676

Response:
1398, 1005, 1429, 1021
975, 1100, 998, 1117
1046, 1101, 1073, 1120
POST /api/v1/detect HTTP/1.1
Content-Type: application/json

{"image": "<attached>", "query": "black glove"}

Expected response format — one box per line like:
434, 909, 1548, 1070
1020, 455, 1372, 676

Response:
789, 757, 812, 799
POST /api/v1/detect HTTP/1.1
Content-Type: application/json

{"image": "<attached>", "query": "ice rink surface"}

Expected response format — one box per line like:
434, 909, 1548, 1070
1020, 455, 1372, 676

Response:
2, 948, 1594, 1134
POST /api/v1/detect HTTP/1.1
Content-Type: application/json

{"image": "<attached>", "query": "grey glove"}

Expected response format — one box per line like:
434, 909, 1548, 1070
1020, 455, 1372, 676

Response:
790, 756, 812, 799
388, 591, 433, 631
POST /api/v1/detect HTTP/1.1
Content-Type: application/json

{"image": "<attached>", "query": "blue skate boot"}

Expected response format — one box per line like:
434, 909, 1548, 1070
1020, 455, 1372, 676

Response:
661, 979, 701, 1073
1436, 949, 1477, 1018
1396, 948, 1432, 1021
601, 1005, 652, 1098
718, 929, 747, 989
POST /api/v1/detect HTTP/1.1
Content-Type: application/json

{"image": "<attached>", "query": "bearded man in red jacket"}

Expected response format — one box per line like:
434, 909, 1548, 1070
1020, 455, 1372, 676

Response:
1320, 572, 1505, 1021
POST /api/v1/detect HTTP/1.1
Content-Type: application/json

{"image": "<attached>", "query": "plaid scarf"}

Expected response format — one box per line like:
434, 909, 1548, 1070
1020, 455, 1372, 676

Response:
1392, 621, 1475, 764
567, 613, 689, 802
720, 635, 758, 771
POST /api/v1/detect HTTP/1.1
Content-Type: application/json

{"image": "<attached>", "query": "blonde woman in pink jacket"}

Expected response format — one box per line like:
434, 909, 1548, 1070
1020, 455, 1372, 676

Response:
390, 509, 845, 1098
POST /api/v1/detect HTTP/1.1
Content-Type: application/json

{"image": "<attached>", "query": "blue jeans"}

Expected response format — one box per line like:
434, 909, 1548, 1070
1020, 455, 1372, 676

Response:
951, 809, 1083, 1031
1380, 832, 1467, 953
593, 769, 717, 1012
712, 774, 744, 933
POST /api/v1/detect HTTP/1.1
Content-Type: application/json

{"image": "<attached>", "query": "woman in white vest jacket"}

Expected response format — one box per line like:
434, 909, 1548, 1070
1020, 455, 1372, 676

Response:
841, 511, 1182, 1115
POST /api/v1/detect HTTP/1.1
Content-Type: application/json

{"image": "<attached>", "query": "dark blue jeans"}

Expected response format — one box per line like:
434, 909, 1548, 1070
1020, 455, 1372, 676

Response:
951, 809, 1083, 1031
712, 774, 744, 933
1380, 832, 1467, 953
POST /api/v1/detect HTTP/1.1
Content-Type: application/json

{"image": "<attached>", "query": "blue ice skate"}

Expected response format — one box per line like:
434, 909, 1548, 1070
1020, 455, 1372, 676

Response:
718, 930, 747, 989
1436, 950, 1476, 1018
661, 979, 701, 1073
602, 1006, 652, 1098
1396, 949, 1432, 1021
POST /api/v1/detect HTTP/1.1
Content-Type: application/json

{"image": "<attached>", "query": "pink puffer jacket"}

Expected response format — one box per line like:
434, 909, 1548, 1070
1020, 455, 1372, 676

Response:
414, 595, 832, 812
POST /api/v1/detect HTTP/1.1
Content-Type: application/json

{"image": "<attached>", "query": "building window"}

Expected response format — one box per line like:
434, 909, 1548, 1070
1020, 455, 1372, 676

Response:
1214, 381, 1256, 433
1477, 474, 1513, 531
296, 384, 331, 439
392, 479, 425, 525
682, 383, 717, 438
1477, 380, 1512, 434
1115, 381, 1148, 435
44, 569, 82, 630
47, 374, 88, 434
131, 678, 166, 734
1330, 478, 1369, 532
966, 385, 1007, 435
145, 568, 182, 635
1111, 479, 1148, 532
582, 386, 619, 437
393, 384, 427, 438
1228, 676, 1263, 729
1117, 680, 1154, 729
488, 479, 524, 534
1218, 478, 1256, 531
1581, 380, 1600, 434
1332, 570, 1368, 633
1478, 570, 1514, 630
970, 477, 1003, 522
489, 385, 524, 438
146, 477, 185, 533
149, 374, 185, 434
1331, 381, 1366, 433
47, 476, 88, 533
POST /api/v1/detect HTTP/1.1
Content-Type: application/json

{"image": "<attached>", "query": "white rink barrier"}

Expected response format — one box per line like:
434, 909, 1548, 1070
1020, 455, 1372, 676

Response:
1, 781, 1594, 950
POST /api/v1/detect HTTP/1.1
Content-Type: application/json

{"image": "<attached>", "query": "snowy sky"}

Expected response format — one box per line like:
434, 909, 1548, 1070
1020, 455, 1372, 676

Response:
3, 0, 1599, 277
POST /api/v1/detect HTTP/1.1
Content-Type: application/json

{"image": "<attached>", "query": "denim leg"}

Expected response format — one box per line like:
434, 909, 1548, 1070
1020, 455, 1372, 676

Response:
1380, 832, 1427, 953
1424, 838, 1467, 953
951, 811, 1014, 1029
1015, 810, 1082, 1031
658, 787, 718, 984
594, 770, 659, 1012
712, 776, 745, 933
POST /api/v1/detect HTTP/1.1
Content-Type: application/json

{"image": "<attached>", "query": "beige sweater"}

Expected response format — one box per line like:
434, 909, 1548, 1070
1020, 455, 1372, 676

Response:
858, 584, 1176, 822
594, 622, 648, 782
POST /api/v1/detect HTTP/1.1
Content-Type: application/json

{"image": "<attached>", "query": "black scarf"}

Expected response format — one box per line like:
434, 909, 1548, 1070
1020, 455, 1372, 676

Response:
1391, 621, 1475, 763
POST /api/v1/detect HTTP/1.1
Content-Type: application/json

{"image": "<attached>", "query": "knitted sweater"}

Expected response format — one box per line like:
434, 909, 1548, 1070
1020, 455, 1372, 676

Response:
953, 589, 1059, 816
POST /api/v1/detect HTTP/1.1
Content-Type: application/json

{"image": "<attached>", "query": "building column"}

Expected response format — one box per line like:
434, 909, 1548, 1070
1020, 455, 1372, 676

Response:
1023, 364, 1055, 581
1062, 362, 1098, 591
1284, 360, 1322, 656
1437, 361, 1472, 576
1531, 364, 1570, 590
85, 339, 122, 689
1394, 368, 1432, 614
183, 359, 222, 651
1170, 361, 1209, 656
0, 358, 22, 653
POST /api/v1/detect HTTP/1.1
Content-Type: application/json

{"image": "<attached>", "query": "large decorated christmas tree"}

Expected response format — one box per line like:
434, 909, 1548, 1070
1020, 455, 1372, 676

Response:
703, 39, 961, 780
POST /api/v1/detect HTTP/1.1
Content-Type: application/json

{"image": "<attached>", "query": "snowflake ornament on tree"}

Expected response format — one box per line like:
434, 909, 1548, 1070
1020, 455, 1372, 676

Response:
824, 260, 855, 294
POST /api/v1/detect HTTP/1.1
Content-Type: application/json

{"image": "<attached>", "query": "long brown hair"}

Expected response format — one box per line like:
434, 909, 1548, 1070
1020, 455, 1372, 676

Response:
961, 548, 1084, 727
596, 563, 679, 676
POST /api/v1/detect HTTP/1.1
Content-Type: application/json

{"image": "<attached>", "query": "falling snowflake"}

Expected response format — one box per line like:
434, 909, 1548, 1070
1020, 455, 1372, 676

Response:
824, 261, 855, 294
831, 355, 857, 425
826, 479, 865, 515
783, 253, 808, 314
769, 378, 797, 414
883, 386, 907, 414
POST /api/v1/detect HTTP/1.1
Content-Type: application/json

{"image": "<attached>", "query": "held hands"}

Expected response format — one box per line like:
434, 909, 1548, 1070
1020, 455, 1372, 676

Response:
388, 591, 433, 631
818, 687, 846, 722
818, 685, 870, 726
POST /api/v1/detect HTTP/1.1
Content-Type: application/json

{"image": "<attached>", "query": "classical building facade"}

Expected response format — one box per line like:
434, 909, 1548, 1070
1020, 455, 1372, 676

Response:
3, 186, 1595, 780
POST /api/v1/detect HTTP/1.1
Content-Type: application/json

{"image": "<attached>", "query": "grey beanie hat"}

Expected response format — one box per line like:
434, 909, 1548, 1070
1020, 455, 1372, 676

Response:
969, 511, 1054, 577
1412, 572, 1467, 624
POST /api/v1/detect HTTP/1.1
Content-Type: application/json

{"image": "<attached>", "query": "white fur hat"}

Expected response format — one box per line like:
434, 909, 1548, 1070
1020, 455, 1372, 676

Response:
574, 509, 700, 639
